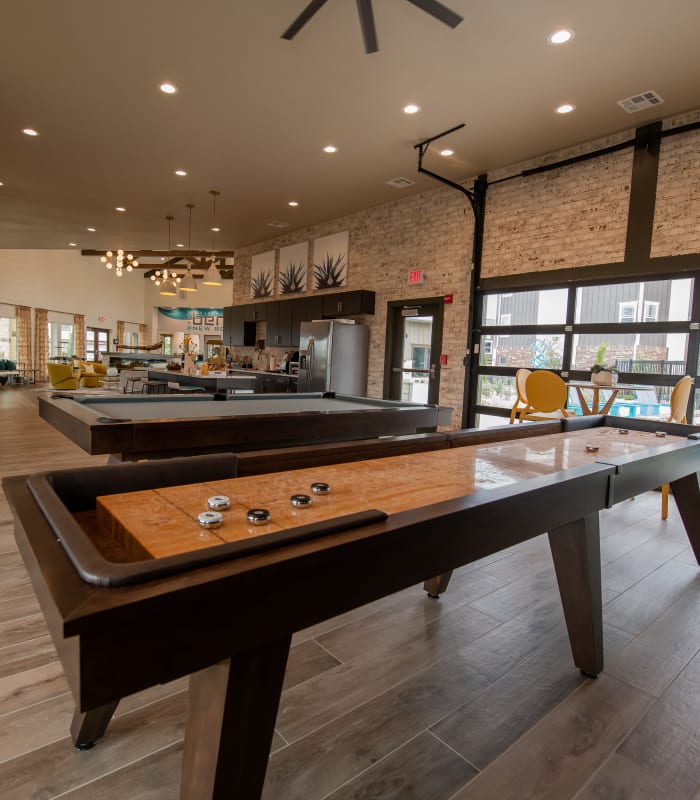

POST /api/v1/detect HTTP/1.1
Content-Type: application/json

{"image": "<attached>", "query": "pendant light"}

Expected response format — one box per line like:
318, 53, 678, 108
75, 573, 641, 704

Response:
202, 189, 224, 286
159, 215, 178, 296
179, 203, 199, 292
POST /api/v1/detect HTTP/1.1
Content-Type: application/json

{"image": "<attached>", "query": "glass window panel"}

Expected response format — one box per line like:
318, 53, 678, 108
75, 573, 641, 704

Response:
480, 333, 563, 369
482, 288, 567, 326
476, 412, 513, 430
571, 333, 688, 373
476, 375, 517, 411
0, 317, 17, 361
575, 278, 693, 324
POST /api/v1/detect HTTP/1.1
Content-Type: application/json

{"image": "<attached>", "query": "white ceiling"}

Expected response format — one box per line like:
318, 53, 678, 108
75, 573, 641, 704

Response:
2, 0, 699, 253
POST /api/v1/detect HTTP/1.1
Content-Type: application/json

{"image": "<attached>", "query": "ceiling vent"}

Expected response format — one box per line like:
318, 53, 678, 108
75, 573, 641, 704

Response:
386, 177, 416, 189
267, 221, 290, 228
617, 90, 664, 114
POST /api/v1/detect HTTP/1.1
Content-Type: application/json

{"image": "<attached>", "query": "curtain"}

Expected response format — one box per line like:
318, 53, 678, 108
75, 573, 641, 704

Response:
33, 308, 49, 381
74, 314, 86, 359
15, 305, 33, 372
139, 323, 147, 347
116, 320, 125, 347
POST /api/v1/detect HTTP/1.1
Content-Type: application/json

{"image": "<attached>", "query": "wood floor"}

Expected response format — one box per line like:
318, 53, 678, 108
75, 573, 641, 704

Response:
1, 385, 700, 799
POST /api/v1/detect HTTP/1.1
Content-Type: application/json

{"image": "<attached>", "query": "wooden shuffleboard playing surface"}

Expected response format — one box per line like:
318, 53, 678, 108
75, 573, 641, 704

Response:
95, 427, 678, 562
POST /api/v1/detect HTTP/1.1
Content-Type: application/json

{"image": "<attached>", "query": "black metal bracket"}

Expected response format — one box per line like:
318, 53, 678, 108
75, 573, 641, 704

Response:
413, 124, 477, 222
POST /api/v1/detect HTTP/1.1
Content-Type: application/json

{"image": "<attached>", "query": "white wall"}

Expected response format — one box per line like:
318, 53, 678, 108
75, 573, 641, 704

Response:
0, 250, 145, 329
0, 250, 234, 342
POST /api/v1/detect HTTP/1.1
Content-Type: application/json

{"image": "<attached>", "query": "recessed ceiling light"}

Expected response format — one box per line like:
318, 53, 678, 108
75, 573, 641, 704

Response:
403, 104, 421, 114
323, 145, 337, 153
22, 128, 39, 136
211, 227, 220, 232
555, 103, 576, 114
288, 201, 299, 207
174, 169, 187, 176
0, 181, 4, 186
176, 243, 184, 248
160, 82, 178, 94
68, 242, 77, 247
547, 29, 574, 45
440, 149, 454, 157
87, 227, 96, 232
115, 206, 126, 212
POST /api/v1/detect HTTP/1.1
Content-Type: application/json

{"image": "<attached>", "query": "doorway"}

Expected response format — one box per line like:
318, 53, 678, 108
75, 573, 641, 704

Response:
383, 298, 444, 405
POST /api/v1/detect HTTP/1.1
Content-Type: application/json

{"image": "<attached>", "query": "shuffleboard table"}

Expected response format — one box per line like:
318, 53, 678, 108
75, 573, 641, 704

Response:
38, 391, 442, 460
4, 416, 700, 800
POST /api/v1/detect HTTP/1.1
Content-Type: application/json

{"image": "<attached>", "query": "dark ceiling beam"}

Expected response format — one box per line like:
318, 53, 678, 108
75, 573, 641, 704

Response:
80, 249, 235, 258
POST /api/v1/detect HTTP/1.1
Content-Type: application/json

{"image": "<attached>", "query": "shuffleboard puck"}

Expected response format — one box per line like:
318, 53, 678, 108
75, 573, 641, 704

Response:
585, 444, 599, 453
197, 511, 223, 529
311, 482, 331, 495
247, 508, 271, 525
619, 429, 629, 435
207, 495, 231, 510
290, 494, 312, 507
655, 431, 667, 437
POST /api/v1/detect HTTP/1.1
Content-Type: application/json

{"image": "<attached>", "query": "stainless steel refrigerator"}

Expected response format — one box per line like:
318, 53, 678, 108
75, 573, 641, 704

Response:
298, 320, 369, 395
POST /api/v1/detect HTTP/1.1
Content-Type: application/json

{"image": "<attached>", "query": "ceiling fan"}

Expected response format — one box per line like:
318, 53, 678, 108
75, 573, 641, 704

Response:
282, 0, 463, 54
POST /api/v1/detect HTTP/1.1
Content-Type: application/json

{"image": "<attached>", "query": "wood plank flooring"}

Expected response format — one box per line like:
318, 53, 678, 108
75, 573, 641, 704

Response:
1, 384, 699, 799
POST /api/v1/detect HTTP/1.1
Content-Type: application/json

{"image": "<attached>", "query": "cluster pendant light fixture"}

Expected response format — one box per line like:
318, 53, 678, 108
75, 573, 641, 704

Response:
101, 249, 138, 277
179, 203, 198, 293
150, 215, 181, 295
202, 189, 224, 286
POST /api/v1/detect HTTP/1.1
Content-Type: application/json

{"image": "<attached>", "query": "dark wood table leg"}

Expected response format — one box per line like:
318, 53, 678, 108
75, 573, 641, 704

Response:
423, 571, 454, 597
669, 472, 700, 563
179, 634, 292, 800
547, 513, 603, 677
70, 701, 120, 749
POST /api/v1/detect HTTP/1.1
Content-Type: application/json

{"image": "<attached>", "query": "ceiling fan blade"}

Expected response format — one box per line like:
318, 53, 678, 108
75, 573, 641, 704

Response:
356, 0, 378, 53
281, 0, 331, 40
405, 0, 463, 28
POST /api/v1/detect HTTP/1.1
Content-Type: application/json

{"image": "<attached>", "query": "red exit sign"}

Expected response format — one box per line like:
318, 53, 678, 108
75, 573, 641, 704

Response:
408, 269, 425, 284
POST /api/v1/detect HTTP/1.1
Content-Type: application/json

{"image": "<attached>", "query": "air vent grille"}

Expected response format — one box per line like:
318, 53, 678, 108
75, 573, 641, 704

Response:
386, 177, 416, 189
617, 90, 664, 114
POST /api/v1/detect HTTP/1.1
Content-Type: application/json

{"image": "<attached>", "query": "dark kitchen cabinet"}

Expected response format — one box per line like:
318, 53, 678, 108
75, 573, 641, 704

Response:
291, 295, 323, 345
321, 290, 375, 317
226, 306, 256, 347
266, 301, 295, 347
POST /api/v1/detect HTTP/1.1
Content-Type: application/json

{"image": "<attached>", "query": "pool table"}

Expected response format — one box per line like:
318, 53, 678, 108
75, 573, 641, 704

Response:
38, 391, 442, 460
5, 416, 700, 799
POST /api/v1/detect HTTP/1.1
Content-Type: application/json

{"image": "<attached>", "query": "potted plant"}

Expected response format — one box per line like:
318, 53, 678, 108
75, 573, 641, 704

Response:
591, 363, 618, 386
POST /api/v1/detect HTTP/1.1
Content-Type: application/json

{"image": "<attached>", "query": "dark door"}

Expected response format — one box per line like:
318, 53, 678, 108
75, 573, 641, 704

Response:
383, 298, 444, 406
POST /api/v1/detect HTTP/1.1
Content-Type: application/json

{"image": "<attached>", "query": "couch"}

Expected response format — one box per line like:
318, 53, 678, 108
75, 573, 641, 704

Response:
78, 361, 106, 388
0, 358, 19, 386
47, 362, 78, 390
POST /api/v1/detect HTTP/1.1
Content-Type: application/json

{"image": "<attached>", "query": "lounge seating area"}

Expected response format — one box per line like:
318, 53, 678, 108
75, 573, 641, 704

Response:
45, 360, 110, 390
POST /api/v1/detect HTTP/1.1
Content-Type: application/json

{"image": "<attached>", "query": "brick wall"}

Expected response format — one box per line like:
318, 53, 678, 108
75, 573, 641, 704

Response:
481, 149, 632, 276
232, 108, 700, 427
653, 109, 700, 256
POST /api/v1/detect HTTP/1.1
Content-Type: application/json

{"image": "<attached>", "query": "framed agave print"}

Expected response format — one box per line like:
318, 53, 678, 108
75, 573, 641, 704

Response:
312, 231, 349, 290
278, 241, 308, 295
251, 250, 275, 298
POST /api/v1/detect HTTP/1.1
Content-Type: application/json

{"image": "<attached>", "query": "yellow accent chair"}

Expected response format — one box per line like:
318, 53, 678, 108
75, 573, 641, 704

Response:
661, 375, 694, 519
509, 368, 531, 423
79, 361, 106, 388
518, 370, 571, 422
47, 362, 78, 390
